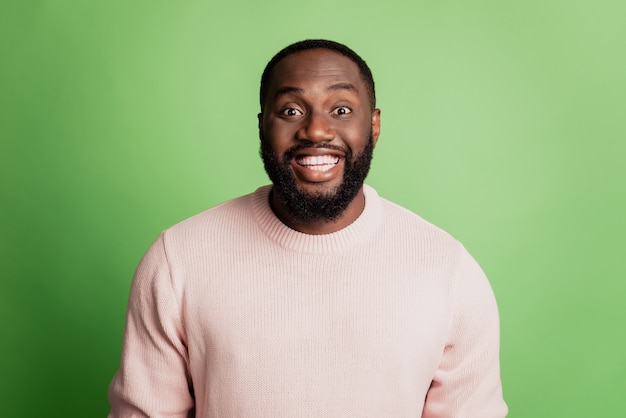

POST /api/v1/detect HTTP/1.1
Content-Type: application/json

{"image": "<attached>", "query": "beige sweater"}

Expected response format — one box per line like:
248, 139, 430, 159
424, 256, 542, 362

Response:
108, 185, 507, 417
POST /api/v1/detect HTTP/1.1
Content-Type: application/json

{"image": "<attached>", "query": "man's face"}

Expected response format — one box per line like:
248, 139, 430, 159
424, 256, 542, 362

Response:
259, 48, 381, 222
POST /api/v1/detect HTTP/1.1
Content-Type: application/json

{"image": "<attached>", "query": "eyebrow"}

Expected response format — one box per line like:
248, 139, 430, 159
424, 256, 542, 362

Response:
273, 83, 360, 101
327, 83, 359, 94
273, 86, 304, 101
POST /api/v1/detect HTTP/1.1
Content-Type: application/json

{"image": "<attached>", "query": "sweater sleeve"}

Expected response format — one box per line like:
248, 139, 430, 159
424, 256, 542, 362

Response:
108, 233, 195, 418
422, 246, 508, 418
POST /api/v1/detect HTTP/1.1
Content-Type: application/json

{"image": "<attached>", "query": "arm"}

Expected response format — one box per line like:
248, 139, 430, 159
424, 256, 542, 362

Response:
422, 247, 508, 418
108, 233, 194, 418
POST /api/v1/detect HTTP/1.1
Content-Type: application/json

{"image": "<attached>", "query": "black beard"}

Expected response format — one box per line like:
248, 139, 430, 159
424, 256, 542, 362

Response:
260, 134, 374, 223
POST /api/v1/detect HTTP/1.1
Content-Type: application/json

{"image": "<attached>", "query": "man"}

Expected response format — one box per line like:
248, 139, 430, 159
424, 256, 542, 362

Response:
108, 39, 508, 417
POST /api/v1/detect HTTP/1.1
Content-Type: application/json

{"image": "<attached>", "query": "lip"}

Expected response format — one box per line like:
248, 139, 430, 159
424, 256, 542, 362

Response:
290, 148, 345, 184
293, 147, 345, 158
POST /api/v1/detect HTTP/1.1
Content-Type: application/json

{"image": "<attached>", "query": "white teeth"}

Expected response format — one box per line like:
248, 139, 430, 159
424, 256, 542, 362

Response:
296, 155, 340, 167
308, 164, 334, 171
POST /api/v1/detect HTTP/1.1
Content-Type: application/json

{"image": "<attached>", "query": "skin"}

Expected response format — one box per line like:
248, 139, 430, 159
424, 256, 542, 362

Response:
259, 49, 381, 234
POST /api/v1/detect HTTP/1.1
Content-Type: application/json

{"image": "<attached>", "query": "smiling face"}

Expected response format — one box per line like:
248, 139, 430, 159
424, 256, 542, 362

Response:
259, 48, 381, 233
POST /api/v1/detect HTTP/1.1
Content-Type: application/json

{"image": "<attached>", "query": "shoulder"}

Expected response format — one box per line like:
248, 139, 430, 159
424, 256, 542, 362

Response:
371, 188, 460, 250
150, 187, 271, 259
167, 188, 263, 237
367, 186, 483, 280
371, 189, 498, 311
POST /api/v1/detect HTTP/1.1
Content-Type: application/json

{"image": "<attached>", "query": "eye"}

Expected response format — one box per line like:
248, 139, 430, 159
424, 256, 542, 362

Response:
333, 106, 352, 116
281, 108, 303, 117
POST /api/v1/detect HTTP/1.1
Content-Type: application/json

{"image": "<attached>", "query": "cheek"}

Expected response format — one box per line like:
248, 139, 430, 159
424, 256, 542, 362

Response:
264, 120, 295, 144
340, 121, 371, 146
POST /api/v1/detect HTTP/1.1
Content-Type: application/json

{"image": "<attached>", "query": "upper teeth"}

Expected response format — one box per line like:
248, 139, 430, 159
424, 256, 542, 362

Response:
297, 155, 339, 166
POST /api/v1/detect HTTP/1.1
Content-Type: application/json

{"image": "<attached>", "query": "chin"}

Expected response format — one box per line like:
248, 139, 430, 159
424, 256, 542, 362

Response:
260, 136, 374, 223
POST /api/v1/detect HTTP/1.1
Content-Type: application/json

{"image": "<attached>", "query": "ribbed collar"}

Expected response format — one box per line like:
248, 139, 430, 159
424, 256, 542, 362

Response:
251, 184, 384, 254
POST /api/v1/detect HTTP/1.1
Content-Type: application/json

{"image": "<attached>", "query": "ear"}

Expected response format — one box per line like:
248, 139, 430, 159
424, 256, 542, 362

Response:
257, 113, 263, 132
371, 108, 381, 147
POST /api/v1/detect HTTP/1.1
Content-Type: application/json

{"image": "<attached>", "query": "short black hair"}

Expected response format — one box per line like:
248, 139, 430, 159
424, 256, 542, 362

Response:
259, 39, 376, 111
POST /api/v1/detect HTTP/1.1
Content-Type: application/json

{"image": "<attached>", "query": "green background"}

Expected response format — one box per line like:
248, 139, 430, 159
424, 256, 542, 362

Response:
1, 1, 624, 416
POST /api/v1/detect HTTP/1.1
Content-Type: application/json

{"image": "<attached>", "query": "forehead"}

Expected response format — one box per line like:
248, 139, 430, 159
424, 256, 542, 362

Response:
267, 49, 364, 95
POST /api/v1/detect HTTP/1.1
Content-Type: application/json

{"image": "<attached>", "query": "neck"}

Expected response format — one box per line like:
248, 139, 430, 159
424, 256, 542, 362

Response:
270, 188, 366, 235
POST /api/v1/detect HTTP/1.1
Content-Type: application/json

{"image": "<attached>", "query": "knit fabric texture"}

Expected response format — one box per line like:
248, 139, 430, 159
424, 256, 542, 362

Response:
108, 185, 508, 417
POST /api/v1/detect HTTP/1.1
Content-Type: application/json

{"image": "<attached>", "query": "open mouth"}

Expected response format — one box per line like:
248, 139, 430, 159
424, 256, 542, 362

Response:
295, 154, 341, 171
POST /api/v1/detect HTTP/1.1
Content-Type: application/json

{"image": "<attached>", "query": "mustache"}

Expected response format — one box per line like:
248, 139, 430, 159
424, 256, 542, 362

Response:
282, 143, 351, 163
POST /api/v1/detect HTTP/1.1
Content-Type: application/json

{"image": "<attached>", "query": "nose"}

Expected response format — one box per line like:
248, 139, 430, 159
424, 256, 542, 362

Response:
296, 111, 335, 143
